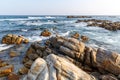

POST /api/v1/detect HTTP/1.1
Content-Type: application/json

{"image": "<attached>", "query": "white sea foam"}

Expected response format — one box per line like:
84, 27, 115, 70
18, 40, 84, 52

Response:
21, 29, 28, 32
27, 36, 50, 42
28, 17, 43, 19
58, 31, 70, 36
45, 16, 56, 19
0, 44, 14, 51
74, 22, 88, 27
0, 18, 29, 21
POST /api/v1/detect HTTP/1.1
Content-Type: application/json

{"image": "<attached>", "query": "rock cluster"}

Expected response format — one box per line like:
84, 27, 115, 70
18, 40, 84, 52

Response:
71, 32, 89, 42
76, 19, 120, 31
67, 16, 92, 18
23, 36, 120, 80
2, 34, 29, 45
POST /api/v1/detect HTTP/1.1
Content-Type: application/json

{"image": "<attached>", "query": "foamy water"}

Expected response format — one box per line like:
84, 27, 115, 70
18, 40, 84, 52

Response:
0, 44, 14, 51
0, 16, 120, 53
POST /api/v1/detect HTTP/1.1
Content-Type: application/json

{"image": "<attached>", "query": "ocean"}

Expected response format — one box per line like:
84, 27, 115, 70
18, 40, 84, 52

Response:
0, 15, 120, 53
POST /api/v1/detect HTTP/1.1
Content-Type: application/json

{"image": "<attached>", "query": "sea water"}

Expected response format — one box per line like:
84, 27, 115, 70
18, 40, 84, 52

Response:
0, 15, 120, 53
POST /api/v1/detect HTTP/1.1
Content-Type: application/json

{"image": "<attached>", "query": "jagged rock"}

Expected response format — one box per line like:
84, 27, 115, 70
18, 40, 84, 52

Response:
18, 67, 29, 75
23, 36, 120, 78
1, 34, 29, 44
71, 32, 80, 39
0, 65, 14, 77
81, 35, 89, 42
24, 54, 96, 80
40, 29, 51, 37
7, 73, 19, 80
96, 48, 120, 75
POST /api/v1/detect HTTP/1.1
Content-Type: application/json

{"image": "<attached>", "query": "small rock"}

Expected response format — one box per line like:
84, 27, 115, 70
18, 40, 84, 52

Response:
23, 39, 29, 44
81, 35, 89, 42
24, 60, 33, 69
0, 62, 9, 67
71, 32, 80, 39
7, 73, 19, 80
18, 66, 29, 75
0, 65, 14, 77
9, 50, 19, 58
40, 29, 51, 37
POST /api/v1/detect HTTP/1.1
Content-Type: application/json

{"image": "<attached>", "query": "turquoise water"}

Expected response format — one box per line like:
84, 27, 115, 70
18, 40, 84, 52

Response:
0, 16, 120, 53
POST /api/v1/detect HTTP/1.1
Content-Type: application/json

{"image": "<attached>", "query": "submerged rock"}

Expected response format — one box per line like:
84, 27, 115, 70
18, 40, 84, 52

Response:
1, 34, 29, 45
7, 73, 19, 80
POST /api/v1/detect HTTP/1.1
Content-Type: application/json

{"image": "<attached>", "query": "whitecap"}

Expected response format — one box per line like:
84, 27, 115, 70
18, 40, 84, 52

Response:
0, 44, 14, 51
28, 17, 43, 19
74, 22, 88, 27
45, 16, 56, 19
27, 36, 50, 42
21, 29, 28, 32
58, 31, 70, 37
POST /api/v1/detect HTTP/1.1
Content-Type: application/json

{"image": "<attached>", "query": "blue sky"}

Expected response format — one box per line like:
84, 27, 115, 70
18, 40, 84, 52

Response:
0, 0, 120, 15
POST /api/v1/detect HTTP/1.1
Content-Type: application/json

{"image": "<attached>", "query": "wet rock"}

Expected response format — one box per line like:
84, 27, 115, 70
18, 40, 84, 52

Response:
9, 50, 19, 58
71, 32, 80, 39
24, 60, 33, 69
40, 29, 51, 37
81, 35, 89, 42
18, 67, 29, 75
1, 34, 29, 44
100, 74, 118, 80
7, 73, 19, 80
24, 54, 96, 80
0, 65, 14, 77
0, 62, 9, 67
76, 19, 120, 31
90, 72, 101, 79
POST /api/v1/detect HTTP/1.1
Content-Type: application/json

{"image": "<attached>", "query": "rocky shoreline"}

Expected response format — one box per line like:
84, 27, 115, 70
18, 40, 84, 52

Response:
0, 32, 120, 80
76, 19, 120, 31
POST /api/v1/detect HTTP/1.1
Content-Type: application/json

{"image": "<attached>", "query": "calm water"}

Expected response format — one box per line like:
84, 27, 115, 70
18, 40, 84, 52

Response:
0, 15, 120, 53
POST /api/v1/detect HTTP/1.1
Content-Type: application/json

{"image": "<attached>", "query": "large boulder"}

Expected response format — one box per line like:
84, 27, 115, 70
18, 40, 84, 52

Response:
24, 54, 96, 80
96, 48, 120, 75
2, 34, 29, 45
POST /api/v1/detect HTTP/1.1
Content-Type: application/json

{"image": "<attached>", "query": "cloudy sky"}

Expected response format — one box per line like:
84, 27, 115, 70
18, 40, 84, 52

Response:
0, 0, 120, 15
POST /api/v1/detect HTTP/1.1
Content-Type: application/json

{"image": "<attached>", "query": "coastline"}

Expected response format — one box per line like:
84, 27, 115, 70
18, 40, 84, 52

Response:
0, 16, 120, 80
